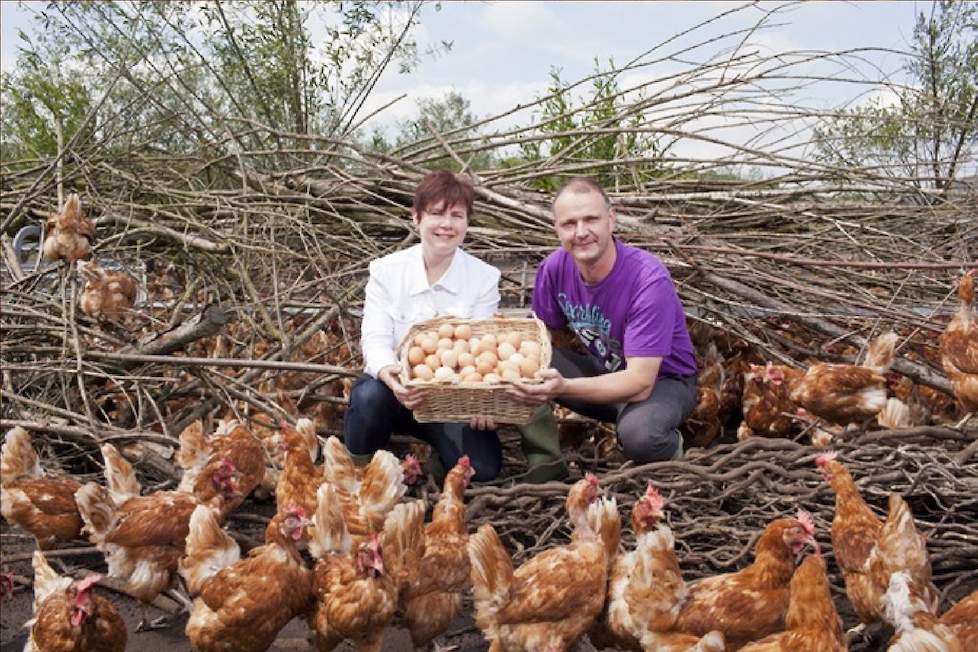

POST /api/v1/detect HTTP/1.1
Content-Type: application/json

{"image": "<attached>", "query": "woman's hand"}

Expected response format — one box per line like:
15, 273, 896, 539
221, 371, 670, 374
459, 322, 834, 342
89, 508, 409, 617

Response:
378, 365, 426, 410
469, 415, 497, 431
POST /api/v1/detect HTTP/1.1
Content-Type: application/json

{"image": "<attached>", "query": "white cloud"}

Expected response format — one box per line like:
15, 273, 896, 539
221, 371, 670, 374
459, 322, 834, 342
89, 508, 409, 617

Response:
482, 1, 554, 39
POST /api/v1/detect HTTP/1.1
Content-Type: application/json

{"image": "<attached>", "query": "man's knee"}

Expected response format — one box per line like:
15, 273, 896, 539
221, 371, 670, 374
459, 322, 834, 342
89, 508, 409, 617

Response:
617, 411, 682, 463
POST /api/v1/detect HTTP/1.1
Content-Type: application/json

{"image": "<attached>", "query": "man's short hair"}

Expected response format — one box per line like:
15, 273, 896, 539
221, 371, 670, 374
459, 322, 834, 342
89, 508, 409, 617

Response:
413, 170, 475, 218
552, 176, 612, 211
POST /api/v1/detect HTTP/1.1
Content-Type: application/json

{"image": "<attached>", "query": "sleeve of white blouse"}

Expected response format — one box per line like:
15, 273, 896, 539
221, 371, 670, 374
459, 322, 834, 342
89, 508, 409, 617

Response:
470, 265, 501, 319
360, 263, 399, 378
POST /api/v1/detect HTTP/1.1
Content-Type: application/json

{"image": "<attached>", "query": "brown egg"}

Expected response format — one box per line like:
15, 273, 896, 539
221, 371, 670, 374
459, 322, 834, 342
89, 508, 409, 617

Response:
452, 339, 469, 354
459, 365, 477, 377
461, 371, 483, 383
412, 364, 433, 381
509, 352, 525, 365
454, 323, 473, 340
407, 346, 425, 366
501, 368, 521, 382
437, 337, 454, 351
519, 357, 540, 378
413, 333, 426, 347
469, 337, 481, 351
483, 372, 501, 384
424, 353, 441, 369
420, 335, 439, 354
481, 333, 498, 347
497, 342, 516, 360
520, 340, 542, 358
503, 331, 522, 349
438, 323, 456, 339
497, 359, 519, 375
476, 350, 498, 372
458, 352, 476, 369
439, 349, 459, 369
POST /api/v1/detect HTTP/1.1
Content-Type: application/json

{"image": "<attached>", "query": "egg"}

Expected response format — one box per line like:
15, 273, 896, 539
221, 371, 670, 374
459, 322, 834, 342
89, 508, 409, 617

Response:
452, 339, 469, 354
483, 372, 501, 384
458, 352, 475, 369
497, 342, 516, 360
481, 333, 498, 347
407, 346, 425, 366
503, 331, 522, 349
420, 335, 438, 354
439, 349, 459, 368
424, 353, 441, 369
509, 352, 525, 365
519, 357, 540, 378
501, 368, 521, 382
497, 359, 518, 375
520, 340, 542, 358
438, 323, 456, 339
459, 365, 477, 377
412, 364, 433, 381
437, 337, 454, 351
413, 333, 426, 347
475, 351, 498, 375
454, 323, 473, 340
461, 371, 483, 383
434, 366, 455, 382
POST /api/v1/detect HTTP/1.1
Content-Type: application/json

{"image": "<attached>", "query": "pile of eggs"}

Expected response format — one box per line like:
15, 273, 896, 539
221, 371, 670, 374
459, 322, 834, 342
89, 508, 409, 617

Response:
406, 322, 542, 384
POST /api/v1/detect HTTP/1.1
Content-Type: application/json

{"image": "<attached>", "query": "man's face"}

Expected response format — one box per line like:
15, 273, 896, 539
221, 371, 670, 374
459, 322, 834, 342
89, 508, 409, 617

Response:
414, 200, 468, 257
552, 190, 615, 267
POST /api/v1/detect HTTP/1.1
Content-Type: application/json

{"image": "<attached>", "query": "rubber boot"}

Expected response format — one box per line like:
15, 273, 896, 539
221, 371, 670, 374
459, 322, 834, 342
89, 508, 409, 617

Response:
517, 404, 569, 483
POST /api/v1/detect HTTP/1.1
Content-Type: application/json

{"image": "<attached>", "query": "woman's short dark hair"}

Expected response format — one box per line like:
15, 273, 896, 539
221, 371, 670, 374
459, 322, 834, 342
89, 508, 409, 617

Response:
413, 170, 475, 218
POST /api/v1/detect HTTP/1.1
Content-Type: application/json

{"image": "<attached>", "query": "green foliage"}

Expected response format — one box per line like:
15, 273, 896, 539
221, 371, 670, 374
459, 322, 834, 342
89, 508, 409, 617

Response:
0, 1, 436, 167
515, 59, 666, 192
814, 0, 977, 189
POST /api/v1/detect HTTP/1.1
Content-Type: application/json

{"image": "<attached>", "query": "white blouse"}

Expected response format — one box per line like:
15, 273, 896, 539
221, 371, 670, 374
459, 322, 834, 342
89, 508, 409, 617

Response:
360, 244, 501, 377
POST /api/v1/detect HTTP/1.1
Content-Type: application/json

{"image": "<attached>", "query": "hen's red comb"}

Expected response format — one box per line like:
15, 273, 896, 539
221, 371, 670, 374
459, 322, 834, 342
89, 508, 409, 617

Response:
458, 455, 471, 467
585, 473, 599, 486
644, 482, 666, 510
797, 510, 815, 536
814, 450, 839, 467
75, 574, 102, 593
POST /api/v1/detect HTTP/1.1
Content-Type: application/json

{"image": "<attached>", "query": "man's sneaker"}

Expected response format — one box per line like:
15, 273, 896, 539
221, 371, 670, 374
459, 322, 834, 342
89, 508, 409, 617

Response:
671, 430, 685, 460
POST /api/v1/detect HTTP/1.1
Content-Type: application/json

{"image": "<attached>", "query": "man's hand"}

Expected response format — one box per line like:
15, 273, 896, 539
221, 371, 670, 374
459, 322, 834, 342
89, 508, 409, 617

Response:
469, 415, 497, 431
378, 365, 426, 410
506, 368, 566, 406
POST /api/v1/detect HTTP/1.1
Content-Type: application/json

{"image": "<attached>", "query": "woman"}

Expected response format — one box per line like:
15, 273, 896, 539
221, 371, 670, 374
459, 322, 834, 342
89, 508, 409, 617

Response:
343, 170, 502, 481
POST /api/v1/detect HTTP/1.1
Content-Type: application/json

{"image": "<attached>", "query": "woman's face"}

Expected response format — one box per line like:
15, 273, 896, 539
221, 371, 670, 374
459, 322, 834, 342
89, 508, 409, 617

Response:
414, 200, 468, 258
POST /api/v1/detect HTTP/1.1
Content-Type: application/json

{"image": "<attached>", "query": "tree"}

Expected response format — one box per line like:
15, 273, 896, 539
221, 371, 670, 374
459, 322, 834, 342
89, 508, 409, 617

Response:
814, 0, 977, 191
512, 59, 666, 192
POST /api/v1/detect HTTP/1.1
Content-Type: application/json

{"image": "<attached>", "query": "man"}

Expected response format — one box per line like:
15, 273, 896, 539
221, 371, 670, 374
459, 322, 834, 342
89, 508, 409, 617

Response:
510, 176, 698, 463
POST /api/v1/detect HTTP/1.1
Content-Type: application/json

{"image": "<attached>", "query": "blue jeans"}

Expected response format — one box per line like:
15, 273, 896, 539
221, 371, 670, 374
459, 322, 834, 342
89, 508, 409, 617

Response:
342, 375, 503, 481
552, 348, 698, 462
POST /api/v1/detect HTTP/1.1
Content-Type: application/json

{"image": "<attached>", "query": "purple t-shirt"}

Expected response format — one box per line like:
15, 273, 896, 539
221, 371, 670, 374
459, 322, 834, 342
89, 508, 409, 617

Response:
532, 239, 697, 378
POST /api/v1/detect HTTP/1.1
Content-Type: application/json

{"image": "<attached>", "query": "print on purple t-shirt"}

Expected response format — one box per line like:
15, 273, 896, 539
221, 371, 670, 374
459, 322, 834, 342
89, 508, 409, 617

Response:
532, 239, 697, 378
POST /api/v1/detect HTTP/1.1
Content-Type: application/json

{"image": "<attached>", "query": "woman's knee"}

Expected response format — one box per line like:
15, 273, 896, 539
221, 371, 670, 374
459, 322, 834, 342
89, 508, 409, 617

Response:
343, 376, 397, 453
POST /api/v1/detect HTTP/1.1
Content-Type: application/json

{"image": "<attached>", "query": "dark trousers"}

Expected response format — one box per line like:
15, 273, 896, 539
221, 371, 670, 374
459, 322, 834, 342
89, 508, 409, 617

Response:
342, 375, 503, 481
552, 348, 698, 462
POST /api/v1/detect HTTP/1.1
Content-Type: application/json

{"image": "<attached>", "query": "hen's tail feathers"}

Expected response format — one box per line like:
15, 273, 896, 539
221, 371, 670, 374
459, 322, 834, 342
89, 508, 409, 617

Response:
878, 397, 912, 429
468, 524, 513, 620
73, 482, 117, 547
883, 571, 934, 630
31, 550, 72, 610
179, 504, 240, 596
1, 426, 42, 484
358, 449, 407, 531
100, 444, 140, 505
694, 631, 725, 652
309, 482, 351, 560
865, 331, 900, 374
295, 418, 320, 463
585, 496, 621, 549
381, 499, 426, 597
322, 436, 359, 494
876, 494, 939, 613
176, 420, 212, 493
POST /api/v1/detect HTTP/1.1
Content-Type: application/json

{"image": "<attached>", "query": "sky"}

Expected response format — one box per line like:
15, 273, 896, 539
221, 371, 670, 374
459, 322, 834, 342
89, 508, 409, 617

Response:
0, 1, 929, 163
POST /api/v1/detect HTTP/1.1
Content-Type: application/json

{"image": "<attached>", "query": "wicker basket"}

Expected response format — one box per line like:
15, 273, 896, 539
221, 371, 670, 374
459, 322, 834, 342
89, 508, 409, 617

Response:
397, 316, 552, 424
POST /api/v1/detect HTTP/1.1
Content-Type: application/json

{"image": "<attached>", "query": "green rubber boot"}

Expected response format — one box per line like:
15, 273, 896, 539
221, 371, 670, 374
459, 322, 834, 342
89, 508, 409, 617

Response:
517, 405, 569, 483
